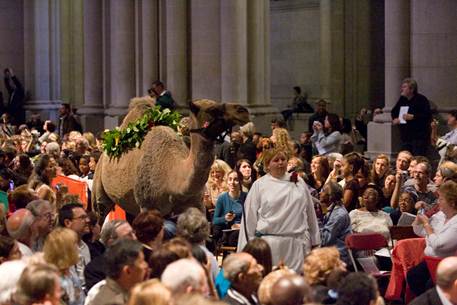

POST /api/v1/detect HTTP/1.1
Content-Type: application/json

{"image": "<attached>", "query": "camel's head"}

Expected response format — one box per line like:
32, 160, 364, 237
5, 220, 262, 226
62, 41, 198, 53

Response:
189, 99, 250, 142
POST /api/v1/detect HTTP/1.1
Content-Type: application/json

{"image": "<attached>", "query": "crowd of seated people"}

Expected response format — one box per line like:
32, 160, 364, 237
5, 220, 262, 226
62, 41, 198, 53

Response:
1, 100, 457, 305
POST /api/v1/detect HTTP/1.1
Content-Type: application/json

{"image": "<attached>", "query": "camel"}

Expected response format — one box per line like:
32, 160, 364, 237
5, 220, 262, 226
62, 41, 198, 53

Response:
92, 98, 250, 220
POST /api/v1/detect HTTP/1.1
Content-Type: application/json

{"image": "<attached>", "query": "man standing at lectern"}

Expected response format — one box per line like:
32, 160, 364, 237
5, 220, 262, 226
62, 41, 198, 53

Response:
392, 78, 432, 156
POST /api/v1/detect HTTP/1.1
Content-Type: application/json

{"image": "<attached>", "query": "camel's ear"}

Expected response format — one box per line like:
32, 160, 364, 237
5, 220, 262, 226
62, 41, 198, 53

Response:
189, 100, 200, 115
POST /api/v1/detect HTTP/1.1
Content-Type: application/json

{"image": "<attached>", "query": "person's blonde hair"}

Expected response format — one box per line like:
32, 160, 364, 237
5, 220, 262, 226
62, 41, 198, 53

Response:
439, 180, 457, 210
83, 132, 96, 148
207, 159, 231, 189
271, 128, 294, 154
262, 148, 291, 172
128, 279, 171, 305
43, 227, 79, 271
14, 263, 59, 305
303, 247, 344, 286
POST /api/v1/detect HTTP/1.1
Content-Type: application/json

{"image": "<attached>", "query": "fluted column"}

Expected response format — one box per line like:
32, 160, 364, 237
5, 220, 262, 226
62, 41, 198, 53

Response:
190, 0, 221, 101
367, 0, 410, 158
161, 0, 188, 107
77, 0, 104, 132
135, 0, 160, 96
103, 0, 136, 128
384, 0, 411, 112
23, 0, 62, 122
220, 0, 248, 104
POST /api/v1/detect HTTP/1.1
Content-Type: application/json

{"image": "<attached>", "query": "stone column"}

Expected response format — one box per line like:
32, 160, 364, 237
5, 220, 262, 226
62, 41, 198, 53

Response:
103, 0, 136, 129
78, 0, 105, 132
220, 0, 248, 104
23, 0, 62, 122
366, 0, 410, 158
319, 0, 345, 114
160, 0, 188, 107
190, 0, 221, 101
135, 0, 160, 96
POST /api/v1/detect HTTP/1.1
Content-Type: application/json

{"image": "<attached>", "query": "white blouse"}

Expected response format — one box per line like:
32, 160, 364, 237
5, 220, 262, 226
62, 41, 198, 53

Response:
349, 209, 393, 240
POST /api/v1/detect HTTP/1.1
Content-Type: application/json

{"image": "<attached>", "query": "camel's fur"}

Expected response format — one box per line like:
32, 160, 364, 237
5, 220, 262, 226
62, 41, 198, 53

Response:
92, 98, 250, 219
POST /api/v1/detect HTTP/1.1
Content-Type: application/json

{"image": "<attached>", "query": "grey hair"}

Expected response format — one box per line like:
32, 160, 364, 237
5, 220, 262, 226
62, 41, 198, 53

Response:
100, 220, 127, 245
161, 258, 205, 294
402, 78, 418, 94
223, 254, 251, 282
26, 200, 51, 217
324, 181, 343, 203
45, 142, 60, 157
177, 208, 210, 244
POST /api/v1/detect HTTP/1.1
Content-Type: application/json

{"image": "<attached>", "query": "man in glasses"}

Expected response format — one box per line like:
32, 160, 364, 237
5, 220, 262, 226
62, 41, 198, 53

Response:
26, 199, 54, 252
58, 203, 91, 291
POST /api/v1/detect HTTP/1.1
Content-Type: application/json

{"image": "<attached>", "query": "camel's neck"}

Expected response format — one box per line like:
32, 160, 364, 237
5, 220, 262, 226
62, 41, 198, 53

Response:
183, 129, 215, 193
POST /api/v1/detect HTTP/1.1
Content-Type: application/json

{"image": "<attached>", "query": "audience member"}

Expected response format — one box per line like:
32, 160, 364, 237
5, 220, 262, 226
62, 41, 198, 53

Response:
410, 256, 457, 305
43, 227, 84, 305
223, 253, 264, 305
308, 99, 329, 133
212, 170, 246, 247
408, 180, 457, 295
58, 103, 82, 138
258, 268, 295, 305
177, 208, 218, 281
319, 182, 352, 264
151, 80, 176, 110
6, 208, 35, 256
26, 199, 54, 252
311, 113, 342, 156
242, 238, 273, 276
58, 203, 91, 290
349, 185, 393, 240
127, 279, 171, 305
161, 258, 209, 295
303, 247, 346, 287
271, 274, 312, 305
86, 239, 148, 305
335, 272, 380, 305
0, 235, 22, 263
14, 263, 61, 305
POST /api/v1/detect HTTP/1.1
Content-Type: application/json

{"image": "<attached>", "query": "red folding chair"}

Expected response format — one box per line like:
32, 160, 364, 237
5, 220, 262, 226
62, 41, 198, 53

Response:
345, 232, 391, 275
424, 256, 443, 284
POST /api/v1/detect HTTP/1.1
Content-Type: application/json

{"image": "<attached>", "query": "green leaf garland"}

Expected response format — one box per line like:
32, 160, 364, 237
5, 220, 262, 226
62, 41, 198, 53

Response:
101, 105, 182, 158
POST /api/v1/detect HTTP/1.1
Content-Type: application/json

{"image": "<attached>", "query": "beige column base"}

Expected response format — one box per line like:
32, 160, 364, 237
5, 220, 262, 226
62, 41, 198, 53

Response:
365, 121, 402, 160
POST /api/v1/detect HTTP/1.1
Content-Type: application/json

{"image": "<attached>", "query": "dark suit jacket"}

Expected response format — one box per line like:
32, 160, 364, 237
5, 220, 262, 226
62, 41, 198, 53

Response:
410, 288, 443, 305
58, 114, 82, 137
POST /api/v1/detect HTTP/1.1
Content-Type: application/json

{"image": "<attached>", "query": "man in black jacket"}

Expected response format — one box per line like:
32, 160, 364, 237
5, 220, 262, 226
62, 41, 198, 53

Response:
3, 68, 25, 125
391, 78, 432, 156
410, 257, 457, 305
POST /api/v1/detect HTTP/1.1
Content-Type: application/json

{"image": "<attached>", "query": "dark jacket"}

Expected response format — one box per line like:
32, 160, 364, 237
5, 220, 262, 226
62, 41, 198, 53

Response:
4, 76, 25, 124
58, 114, 82, 137
409, 288, 443, 305
391, 93, 432, 142
156, 91, 176, 110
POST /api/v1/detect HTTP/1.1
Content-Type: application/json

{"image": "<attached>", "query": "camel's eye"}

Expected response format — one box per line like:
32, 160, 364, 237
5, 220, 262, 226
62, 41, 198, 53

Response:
237, 107, 247, 113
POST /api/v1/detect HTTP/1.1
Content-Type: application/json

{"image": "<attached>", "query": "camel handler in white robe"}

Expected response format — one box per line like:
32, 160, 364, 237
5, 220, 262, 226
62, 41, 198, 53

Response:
238, 147, 321, 273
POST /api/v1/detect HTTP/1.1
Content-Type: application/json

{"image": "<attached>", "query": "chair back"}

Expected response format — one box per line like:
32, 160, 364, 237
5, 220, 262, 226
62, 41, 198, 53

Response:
424, 256, 443, 284
345, 233, 388, 251
389, 226, 418, 248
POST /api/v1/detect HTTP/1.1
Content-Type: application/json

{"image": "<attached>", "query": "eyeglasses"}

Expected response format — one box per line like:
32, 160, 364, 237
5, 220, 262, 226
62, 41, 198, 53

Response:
72, 214, 89, 221
38, 212, 53, 220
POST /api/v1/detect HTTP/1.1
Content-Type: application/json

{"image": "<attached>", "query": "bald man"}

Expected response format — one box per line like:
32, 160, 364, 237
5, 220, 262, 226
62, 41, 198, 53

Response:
410, 256, 457, 305
270, 275, 312, 305
6, 209, 35, 256
223, 253, 264, 305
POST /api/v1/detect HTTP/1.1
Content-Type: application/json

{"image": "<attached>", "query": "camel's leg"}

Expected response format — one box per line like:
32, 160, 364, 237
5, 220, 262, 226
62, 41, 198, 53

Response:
92, 159, 115, 224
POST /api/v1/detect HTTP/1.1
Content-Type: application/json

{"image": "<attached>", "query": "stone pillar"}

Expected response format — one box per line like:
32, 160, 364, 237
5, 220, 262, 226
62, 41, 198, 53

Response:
220, 0, 248, 104
135, 0, 160, 96
319, 0, 345, 114
190, 0, 221, 101
366, 0, 410, 158
160, 0, 188, 107
103, 0, 136, 129
410, 0, 457, 113
23, 0, 62, 122
78, 0, 104, 132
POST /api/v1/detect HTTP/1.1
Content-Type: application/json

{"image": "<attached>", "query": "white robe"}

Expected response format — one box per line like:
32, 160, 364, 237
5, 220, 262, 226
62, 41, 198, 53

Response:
238, 172, 321, 272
